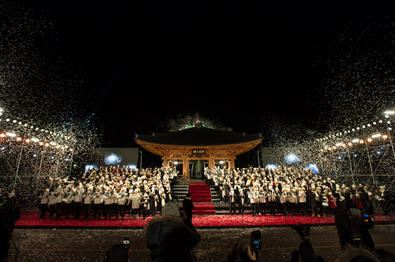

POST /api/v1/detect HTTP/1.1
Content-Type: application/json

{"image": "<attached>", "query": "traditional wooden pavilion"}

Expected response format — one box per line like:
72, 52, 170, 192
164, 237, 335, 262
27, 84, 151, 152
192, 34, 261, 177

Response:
134, 125, 262, 179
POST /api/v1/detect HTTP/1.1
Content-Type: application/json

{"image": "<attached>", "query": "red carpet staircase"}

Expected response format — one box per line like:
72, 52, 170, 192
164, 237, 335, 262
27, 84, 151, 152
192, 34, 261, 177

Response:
188, 182, 216, 215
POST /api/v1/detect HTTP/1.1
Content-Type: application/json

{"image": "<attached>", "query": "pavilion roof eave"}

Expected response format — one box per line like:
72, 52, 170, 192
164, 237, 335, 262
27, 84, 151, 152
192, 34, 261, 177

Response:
135, 138, 262, 157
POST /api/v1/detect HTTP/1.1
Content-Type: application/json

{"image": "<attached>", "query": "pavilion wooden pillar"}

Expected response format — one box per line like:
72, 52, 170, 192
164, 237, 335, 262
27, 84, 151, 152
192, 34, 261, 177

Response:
208, 157, 215, 169
230, 158, 235, 169
183, 158, 190, 179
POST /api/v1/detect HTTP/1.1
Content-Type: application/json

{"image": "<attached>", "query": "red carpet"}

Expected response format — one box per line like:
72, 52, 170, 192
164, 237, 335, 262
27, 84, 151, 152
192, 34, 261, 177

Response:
188, 182, 216, 215
15, 211, 395, 228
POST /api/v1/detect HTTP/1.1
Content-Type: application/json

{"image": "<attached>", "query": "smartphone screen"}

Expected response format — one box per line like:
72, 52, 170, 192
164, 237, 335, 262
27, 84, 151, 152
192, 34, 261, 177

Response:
250, 231, 262, 250
123, 237, 130, 249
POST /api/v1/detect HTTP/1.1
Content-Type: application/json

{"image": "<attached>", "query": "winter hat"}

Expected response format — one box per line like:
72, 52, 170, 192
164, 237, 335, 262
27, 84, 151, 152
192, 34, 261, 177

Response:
162, 201, 180, 217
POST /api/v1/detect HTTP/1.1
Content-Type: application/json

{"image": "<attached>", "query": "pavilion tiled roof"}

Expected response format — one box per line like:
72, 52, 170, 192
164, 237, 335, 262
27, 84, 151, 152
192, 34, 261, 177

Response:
135, 127, 262, 146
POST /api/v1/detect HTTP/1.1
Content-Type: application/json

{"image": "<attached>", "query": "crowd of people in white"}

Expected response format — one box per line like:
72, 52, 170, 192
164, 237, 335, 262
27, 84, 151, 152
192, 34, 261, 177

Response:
38, 166, 178, 220
37, 164, 392, 220
204, 166, 390, 217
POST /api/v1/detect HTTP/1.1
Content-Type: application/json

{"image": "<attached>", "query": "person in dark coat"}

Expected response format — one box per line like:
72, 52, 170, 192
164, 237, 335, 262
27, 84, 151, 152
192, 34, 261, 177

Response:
307, 188, 317, 216
335, 202, 352, 250
183, 193, 194, 221
349, 207, 375, 249
144, 201, 201, 262
0, 196, 21, 262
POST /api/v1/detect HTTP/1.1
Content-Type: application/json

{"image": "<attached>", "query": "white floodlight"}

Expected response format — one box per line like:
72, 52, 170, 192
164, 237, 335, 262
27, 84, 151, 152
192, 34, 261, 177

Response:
384, 110, 395, 115
6, 132, 16, 137
379, 120, 383, 123
372, 133, 381, 138
50, 142, 57, 146
352, 138, 360, 143
336, 143, 343, 146
31, 138, 39, 142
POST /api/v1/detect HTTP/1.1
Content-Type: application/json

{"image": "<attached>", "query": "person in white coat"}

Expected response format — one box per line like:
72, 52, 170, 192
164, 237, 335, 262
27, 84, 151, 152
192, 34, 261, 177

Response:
249, 188, 259, 216
73, 187, 83, 219
103, 188, 113, 220
299, 187, 307, 216
93, 188, 103, 219
83, 189, 93, 219
129, 190, 141, 220
48, 191, 57, 219
63, 191, 75, 219
116, 188, 128, 219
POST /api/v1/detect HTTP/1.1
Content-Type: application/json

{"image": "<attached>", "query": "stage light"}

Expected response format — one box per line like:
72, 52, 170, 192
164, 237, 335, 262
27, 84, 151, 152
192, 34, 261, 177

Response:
372, 133, 381, 138
0, 133, 5, 138
362, 125, 366, 128
352, 138, 359, 143
31, 138, 39, 142
16, 137, 22, 142
336, 143, 343, 147
384, 110, 395, 115
388, 121, 391, 124
333, 146, 337, 149
12, 120, 17, 123
219, 160, 225, 164
33, 154, 37, 157
266, 164, 279, 170
367, 138, 372, 142
50, 142, 56, 146
379, 120, 383, 123
6, 119, 10, 122
285, 153, 301, 164
383, 135, 388, 139
45, 143, 49, 147
357, 127, 360, 130
30, 126, 34, 129
352, 128, 355, 132
25, 139, 30, 143
373, 122, 376, 125
18, 122, 22, 125
6, 132, 16, 137
348, 142, 353, 146
174, 161, 178, 165
39, 142, 44, 146
360, 140, 365, 144
55, 145, 60, 149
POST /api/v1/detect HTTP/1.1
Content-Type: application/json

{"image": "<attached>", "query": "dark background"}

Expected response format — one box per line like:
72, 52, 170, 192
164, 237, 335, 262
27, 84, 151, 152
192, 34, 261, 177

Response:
8, 0, 395, 167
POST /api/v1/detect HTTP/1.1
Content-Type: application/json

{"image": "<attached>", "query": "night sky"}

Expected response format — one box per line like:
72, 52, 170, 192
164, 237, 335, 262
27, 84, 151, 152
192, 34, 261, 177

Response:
6, 0, 395, 166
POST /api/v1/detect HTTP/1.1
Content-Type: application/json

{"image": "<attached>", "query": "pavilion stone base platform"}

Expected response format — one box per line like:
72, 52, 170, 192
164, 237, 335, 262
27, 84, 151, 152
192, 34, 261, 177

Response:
15, 211, 395, 228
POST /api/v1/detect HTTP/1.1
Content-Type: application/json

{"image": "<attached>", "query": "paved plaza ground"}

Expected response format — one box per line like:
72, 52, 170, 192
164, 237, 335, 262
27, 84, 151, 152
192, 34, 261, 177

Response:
7, 224, 395, 262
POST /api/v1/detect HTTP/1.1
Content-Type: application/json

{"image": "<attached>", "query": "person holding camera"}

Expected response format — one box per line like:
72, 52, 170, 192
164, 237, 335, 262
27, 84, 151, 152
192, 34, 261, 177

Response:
144, 201, 201, 262
224, 231, 260, 262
